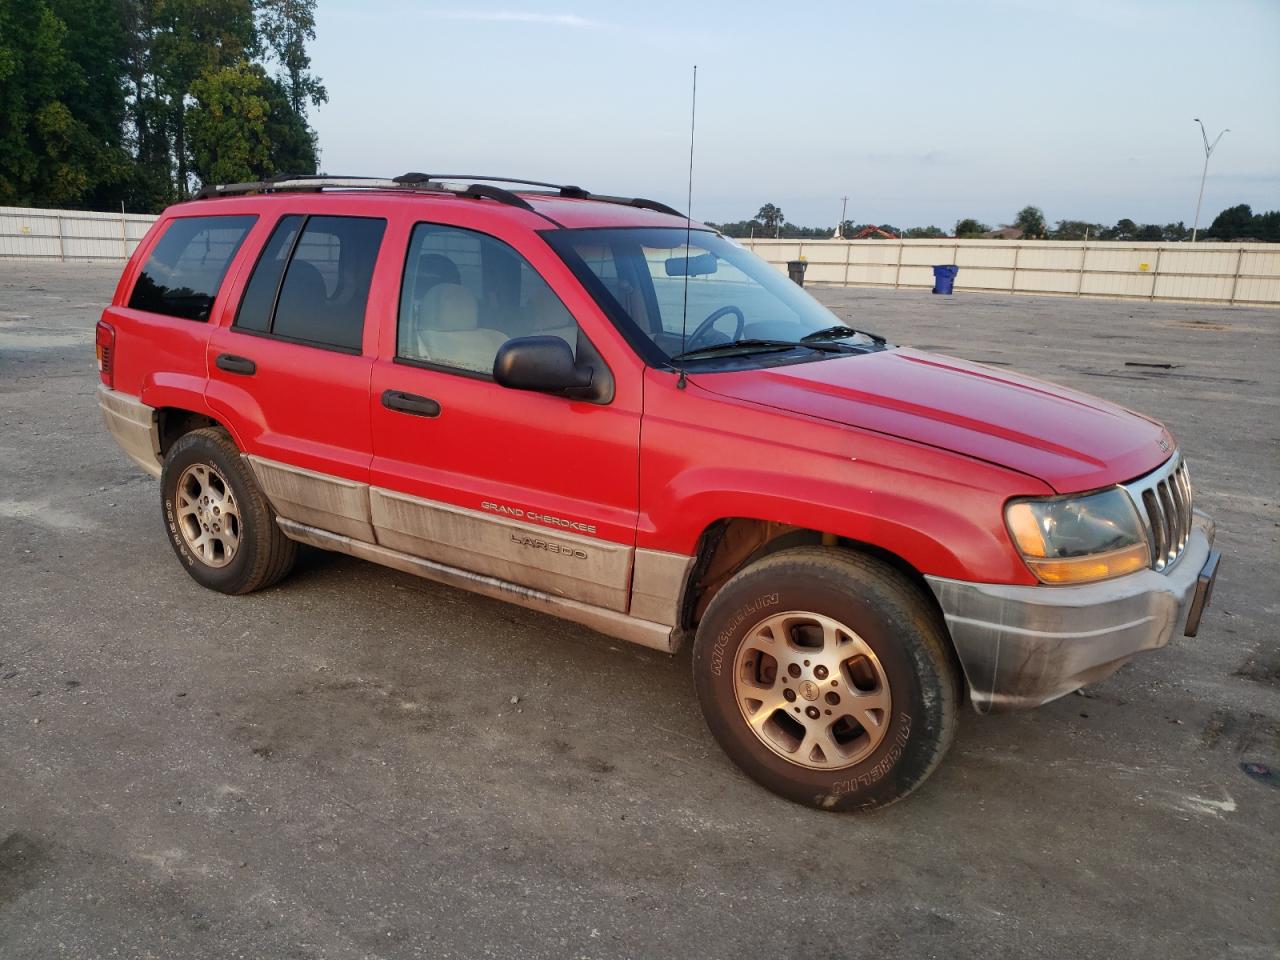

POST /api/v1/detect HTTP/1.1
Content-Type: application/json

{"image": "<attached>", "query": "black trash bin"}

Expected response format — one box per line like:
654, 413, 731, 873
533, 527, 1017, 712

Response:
786, 259, 808, 286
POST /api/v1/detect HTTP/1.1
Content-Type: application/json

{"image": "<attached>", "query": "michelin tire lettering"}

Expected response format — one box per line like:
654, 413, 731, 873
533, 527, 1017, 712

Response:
709, 593, 780, 677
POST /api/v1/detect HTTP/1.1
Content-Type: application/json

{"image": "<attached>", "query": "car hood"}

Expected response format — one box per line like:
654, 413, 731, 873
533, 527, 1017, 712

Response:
691, 347, 1173, 493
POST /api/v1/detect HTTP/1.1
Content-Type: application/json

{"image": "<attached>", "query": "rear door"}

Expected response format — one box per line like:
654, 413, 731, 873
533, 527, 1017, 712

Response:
206, 212, 391, 541
367, 216, 644, 612
107, 213, 258, 404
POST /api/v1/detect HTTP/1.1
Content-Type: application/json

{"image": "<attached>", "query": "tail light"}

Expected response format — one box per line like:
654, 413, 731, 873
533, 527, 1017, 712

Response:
95, 320, 115, 388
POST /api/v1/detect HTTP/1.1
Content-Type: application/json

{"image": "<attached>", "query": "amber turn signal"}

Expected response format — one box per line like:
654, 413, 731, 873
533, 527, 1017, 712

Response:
1024, 542, 1151, 584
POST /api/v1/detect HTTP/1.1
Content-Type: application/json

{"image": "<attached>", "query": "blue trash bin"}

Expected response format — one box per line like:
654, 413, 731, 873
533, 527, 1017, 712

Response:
932, 264, 959, 295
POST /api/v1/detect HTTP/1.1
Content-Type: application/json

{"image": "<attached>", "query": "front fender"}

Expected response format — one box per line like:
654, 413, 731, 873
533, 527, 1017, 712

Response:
638, 370, 1049, 584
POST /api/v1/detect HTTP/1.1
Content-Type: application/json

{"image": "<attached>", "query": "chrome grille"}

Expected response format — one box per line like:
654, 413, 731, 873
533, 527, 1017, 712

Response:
1124, 454, 1193, 571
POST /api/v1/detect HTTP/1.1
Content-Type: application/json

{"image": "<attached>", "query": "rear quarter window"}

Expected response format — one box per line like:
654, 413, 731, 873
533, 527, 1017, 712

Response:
128, 215, 256, 321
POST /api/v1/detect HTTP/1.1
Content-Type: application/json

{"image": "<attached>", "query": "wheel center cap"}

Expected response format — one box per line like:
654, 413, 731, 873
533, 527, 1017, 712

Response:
799, 679, 819, 702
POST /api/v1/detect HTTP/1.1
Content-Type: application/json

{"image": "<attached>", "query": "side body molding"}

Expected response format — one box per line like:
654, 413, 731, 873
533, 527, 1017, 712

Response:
246, 456, 375, 541
370, 487, 632, 612
241, 455, 692, 650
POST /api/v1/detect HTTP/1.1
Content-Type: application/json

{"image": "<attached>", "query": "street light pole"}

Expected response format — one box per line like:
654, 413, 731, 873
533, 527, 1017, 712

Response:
837, 195, 848, 238
1191, 118, 1229, 242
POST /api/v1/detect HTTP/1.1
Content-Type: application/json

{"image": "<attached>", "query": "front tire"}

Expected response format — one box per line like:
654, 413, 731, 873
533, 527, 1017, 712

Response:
692, 547, 958, 811
160, 427, 296, 595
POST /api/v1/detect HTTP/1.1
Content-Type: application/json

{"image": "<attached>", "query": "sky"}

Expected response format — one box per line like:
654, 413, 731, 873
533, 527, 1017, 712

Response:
309, 0, 1280, 230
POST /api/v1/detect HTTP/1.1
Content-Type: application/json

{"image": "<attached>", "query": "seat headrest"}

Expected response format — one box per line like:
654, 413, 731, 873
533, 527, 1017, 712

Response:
526, 285, 571, 332
416, 253, 461, 288
421, 283, 479, 332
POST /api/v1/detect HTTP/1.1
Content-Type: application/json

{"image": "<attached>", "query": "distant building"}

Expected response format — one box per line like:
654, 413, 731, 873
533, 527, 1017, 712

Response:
983, 226, 1024, 240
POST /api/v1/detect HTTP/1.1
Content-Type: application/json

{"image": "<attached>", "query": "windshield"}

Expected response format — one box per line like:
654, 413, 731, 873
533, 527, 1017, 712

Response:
546, 228, 882, 365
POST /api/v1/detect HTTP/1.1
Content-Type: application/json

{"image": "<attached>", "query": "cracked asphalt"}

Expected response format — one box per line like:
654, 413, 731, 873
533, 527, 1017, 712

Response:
2, 261, 1277, 959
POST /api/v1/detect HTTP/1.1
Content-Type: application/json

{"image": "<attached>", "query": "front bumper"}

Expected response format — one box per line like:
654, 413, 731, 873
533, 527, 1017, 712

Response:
925, 513, 1218, 713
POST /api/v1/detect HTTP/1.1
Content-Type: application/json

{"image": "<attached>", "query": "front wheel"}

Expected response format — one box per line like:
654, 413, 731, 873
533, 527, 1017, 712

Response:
692, 547, 958, 811
160, 427, 296, 595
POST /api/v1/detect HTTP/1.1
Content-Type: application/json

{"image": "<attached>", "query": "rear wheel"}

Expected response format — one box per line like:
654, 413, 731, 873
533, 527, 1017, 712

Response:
160, 427, 296, 594
692, 547, 958, 811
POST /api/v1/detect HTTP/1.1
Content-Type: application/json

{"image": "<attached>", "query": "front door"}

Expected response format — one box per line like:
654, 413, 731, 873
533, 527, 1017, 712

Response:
368, 219, 642, 612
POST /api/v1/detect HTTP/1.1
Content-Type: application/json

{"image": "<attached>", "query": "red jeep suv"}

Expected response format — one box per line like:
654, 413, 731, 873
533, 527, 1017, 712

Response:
97, 174, 1220, 810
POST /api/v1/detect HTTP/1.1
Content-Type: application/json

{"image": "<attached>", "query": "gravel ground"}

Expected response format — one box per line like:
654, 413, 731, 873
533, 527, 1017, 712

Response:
1, 261, 1277, 959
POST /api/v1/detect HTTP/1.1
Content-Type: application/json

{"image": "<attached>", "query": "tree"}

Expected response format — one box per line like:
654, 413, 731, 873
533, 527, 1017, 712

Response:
187, 62, 273, 185
119, 0, 175, 210
704, 219, 762, 238
954, 218, 990, 238
261, 74, 317, 175
756, 203, 784, 232
0, 0, 131, 206
1254, 211, 1280, 243
257, 0, 326, 117
1161, 221, 1189, 242
152, 0, 257, 197
1104, 218, 1138, 240
48, 0, 131, 207
1206, 204, 1254, 240
904, 225, 946, 239
0, 0, 325, 210
1013, 205, 1046, 239
187, 60, 317, 185
1051, 219, 1104, 240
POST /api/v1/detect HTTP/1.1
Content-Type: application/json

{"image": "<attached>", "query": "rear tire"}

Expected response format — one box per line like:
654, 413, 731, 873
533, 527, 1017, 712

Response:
160, 427, 296, 594
692, 547, 958, 811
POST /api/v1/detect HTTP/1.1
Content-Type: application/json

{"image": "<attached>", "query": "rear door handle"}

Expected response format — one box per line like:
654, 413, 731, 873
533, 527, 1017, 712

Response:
216, 354, 256, 376
381, 390, 441, 418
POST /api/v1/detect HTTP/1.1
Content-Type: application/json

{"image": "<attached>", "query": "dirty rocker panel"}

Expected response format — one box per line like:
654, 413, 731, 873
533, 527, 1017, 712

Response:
245, 455, 375, 541
275, 518, 678, 652
630, 549, 695, 626
370, 487, 631, 611
241, 454, 691, 637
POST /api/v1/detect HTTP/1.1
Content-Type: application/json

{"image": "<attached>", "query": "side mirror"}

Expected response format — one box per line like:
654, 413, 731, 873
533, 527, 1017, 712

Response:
493, 336, 595, 398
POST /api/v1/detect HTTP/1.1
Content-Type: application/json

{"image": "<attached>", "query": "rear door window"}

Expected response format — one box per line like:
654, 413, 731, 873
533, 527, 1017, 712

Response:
128, 215, 256, 321
234, 215, 303, 334
233, 214, 385, 352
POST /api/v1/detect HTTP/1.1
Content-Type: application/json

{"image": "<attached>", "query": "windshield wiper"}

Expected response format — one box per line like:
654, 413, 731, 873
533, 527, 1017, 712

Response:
801, 324, 887, 345
669, 338, 856, 363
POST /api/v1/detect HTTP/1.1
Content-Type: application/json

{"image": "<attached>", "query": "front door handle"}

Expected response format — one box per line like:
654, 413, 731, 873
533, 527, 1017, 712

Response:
381, 389, 441, 418
216, 353, 256, 376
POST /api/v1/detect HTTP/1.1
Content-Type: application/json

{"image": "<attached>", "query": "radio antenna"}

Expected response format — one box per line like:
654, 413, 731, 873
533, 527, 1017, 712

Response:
677, 64, 697, 389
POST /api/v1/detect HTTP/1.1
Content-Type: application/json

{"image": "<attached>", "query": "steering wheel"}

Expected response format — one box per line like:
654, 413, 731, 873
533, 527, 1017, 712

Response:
685, 305, 745, 349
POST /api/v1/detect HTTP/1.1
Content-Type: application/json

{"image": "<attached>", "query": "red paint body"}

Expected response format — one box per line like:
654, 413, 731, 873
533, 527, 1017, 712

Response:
100, 190, 1175, 589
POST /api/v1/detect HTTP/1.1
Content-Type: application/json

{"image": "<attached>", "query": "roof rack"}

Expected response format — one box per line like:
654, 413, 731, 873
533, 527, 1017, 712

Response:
192, 172, 685, 219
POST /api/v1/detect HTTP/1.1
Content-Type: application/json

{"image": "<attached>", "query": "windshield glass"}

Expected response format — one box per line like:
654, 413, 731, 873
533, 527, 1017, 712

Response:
547, 228, 880, 364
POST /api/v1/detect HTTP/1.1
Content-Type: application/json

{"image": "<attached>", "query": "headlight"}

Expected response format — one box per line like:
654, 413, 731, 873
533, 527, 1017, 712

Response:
1005, 487, 1149, 584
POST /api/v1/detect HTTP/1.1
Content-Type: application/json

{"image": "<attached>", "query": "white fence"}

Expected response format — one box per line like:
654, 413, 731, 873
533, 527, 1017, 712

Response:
3, 205, 1278, 308
738, 238, 1280, 308
0, 206, 157, 262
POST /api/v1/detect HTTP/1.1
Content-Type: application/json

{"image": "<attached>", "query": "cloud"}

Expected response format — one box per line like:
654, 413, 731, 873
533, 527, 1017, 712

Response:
434, 10, 604, 29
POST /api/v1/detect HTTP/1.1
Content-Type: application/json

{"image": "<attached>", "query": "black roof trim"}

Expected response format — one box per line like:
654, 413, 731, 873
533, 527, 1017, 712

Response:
191, 172, 684, 220
461, 183, 535, 212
